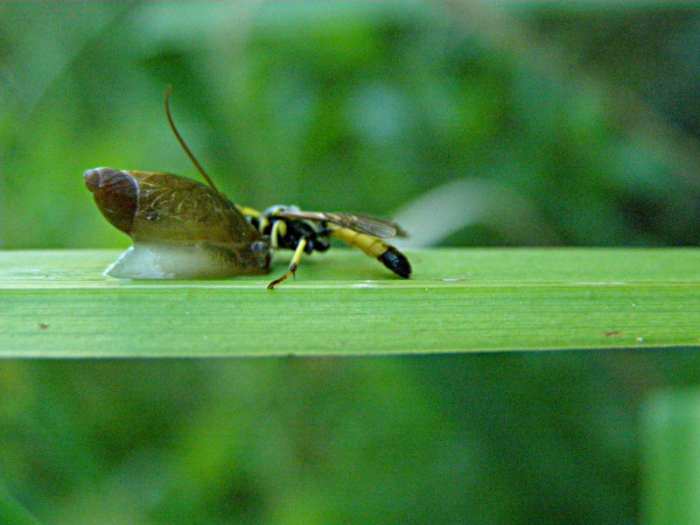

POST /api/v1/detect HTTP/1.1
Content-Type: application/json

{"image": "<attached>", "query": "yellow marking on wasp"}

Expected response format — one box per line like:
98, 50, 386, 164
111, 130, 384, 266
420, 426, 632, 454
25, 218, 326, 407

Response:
236, 205, 262, 218
328, 225, 389, 259
268, 237, 308, 289
270, 220, 286, 248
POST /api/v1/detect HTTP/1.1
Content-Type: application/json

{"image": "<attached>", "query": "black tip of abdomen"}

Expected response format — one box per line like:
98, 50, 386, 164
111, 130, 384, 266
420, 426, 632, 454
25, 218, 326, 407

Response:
379, 247, 411, 279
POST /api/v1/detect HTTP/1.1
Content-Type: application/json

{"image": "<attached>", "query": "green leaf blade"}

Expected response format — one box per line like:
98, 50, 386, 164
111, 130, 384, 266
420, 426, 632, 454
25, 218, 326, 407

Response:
2, 248, 699, 357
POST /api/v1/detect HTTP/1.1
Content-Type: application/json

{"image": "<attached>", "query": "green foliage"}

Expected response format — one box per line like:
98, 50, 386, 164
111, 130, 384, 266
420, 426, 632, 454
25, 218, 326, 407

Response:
3, 3, 700, 524
1, 247, 698, 522
7, 347, 700, 524
643, 390, 700, 525
0, 484, 41, 525
2, 3, 700, 249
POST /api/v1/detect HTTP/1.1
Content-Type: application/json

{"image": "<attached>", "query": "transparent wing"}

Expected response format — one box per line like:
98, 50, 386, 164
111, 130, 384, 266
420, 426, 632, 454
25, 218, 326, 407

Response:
271, 209, 408, 238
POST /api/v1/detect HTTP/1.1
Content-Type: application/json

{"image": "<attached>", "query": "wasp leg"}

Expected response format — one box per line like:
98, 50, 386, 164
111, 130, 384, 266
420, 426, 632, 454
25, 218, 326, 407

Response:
267, 237, 309, 289
329, 226, 411, 279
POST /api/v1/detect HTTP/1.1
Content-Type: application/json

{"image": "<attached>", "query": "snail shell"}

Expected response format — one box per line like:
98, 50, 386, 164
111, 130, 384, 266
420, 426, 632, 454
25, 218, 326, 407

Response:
84, 167, 271, 279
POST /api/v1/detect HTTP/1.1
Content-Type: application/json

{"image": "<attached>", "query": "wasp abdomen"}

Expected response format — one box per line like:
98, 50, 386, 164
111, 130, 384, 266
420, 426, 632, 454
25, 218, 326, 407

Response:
329, 227, 411, 279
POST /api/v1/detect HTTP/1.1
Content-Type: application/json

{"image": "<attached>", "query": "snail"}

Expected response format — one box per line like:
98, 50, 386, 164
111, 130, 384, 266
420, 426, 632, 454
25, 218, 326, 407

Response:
83, 167, 271, 280
84, 89, 411, 288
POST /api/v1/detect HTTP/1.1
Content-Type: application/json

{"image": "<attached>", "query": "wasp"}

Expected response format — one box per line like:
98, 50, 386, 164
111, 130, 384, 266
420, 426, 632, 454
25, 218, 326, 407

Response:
84, 89, 412, 289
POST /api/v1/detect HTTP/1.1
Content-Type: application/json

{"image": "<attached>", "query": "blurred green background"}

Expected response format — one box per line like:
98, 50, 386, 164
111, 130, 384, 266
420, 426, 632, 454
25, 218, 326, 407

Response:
3, 2, 700, 523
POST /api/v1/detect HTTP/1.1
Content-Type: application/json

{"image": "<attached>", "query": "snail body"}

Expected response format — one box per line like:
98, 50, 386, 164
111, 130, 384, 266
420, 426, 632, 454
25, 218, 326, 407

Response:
84, 167, 271, 279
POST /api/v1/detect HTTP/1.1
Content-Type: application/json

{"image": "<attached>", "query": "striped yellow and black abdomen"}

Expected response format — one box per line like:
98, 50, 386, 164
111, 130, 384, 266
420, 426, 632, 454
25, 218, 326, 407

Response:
329, 226, 411, 279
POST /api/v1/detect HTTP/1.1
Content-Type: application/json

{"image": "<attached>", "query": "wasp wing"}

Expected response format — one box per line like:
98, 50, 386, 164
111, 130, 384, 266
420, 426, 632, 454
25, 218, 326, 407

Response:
341, 212, 409, 238
271, 209, 408, 238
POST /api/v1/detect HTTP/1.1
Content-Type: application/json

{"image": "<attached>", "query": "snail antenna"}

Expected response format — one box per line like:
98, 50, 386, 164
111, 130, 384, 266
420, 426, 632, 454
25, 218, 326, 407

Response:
165, 86, 218, 191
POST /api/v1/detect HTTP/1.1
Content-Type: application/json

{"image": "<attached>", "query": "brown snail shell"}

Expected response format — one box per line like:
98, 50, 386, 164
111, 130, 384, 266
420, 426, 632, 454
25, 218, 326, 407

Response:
84, 167, 271, 279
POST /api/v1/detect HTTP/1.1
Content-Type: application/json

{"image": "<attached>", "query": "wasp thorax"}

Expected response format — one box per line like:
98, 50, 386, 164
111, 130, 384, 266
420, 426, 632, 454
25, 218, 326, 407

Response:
84, 167, 139, 235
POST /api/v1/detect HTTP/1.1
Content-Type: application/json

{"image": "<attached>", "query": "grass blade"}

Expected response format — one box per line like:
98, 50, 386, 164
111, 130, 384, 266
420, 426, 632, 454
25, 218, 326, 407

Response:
2, 248, 699, 357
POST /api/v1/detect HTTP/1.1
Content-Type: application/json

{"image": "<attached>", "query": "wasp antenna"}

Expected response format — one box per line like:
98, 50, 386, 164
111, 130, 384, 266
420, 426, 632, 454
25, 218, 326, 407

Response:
164, 86, 219, 192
